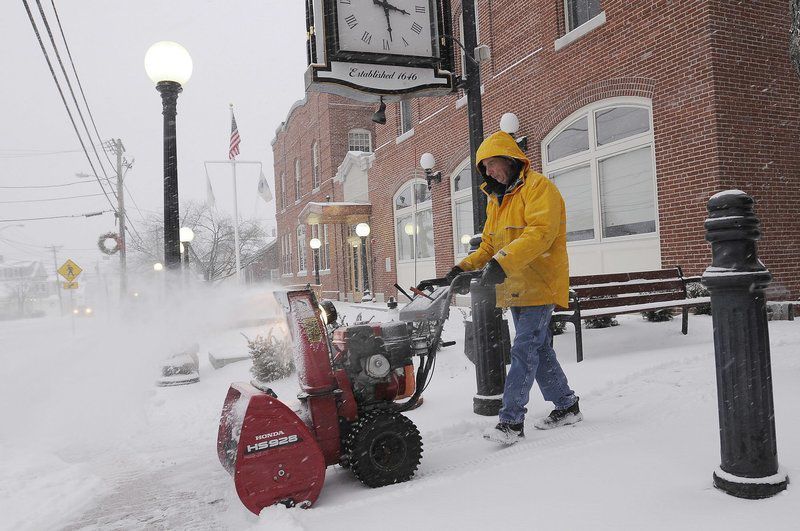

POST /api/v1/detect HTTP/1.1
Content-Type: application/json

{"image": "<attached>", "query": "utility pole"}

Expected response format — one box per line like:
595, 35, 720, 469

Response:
48, 245, 63, 316
107, 139, 128, 298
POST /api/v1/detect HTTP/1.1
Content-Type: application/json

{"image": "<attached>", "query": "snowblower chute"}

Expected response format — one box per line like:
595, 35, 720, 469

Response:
217, 273, 480, 515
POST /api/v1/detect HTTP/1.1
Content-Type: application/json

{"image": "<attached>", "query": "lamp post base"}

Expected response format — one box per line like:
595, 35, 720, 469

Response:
712, 468, 789, 499
473, 395, 502, 416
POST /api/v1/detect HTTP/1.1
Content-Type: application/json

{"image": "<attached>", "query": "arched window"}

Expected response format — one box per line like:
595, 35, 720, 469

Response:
296, 225, 307, 273
542, 97, 659, 272
451, 159, 475, 259
311, 142, 320, 189
294, 159, 302, 201
348, 129, 372, 152
280, 172, 286, 210
393, 180, 433, 262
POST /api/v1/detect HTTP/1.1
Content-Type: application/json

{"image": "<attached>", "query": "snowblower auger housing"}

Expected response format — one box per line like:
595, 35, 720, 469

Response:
218, 275, 477, 515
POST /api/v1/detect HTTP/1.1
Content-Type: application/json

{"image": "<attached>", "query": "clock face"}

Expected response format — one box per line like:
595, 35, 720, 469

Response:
335, 0, 436, 58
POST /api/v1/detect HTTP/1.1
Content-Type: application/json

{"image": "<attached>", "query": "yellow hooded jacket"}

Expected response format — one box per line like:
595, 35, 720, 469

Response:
457, 131, 570, 309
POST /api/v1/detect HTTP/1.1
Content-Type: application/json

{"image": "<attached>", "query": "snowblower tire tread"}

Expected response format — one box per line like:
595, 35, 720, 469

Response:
347, 410, 422, 488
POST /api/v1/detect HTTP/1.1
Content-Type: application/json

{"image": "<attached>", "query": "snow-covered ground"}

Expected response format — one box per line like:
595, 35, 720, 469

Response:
1, 283, 798, 530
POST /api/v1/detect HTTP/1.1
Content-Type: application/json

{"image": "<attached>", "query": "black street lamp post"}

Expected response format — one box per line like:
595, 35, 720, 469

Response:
701, 190, 788, 499
309, 237, 322, 287
145, 41, 193, 272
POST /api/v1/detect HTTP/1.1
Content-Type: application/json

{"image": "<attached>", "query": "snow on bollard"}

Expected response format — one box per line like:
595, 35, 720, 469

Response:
701, 190, 788, 499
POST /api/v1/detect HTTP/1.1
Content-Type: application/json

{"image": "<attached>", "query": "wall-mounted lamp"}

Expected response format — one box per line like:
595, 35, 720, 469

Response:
372, 97, 386, 125
500, 112, 528, 151
419, 152, 442, 190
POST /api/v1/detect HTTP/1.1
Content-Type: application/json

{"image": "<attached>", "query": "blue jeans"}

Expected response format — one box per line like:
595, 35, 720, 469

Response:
499, 305, 577, 425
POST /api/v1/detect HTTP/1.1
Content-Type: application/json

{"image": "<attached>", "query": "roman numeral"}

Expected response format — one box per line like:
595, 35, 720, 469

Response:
361, 31, 372, 44
402, 37, 409, 47
415, 5, 426, 13
382, 39, 391, 51
411, 22, 423, 34
344, 14, 357, 29
340, 0, 351, 4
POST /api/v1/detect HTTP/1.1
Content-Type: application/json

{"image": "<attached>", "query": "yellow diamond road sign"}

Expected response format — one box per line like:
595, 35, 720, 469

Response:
58, 259, 82, 282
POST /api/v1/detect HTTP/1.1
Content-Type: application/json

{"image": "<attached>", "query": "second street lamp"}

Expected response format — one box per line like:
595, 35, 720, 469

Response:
180, 227, 195, 270
145, 41, 193, 271
309, 237, 322, 286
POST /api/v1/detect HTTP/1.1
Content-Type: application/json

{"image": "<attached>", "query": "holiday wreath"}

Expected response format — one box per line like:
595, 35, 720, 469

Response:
98, 232, 121, 255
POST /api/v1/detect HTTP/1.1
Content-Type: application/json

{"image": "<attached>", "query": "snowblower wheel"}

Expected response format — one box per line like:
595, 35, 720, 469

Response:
347, 410, 422, 488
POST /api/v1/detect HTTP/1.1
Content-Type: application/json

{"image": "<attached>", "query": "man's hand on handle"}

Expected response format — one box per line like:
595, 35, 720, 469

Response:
479, 259, 506, 287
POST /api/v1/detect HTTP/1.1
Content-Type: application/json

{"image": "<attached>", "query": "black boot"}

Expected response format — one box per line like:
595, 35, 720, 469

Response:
533, 397, 583, 430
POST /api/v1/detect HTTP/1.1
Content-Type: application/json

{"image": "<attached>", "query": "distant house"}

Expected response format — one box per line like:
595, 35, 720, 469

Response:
0, 259, 51, 318
243, 238, 280, 284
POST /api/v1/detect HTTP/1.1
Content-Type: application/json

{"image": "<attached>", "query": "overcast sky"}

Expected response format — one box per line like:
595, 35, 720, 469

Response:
0, 1, 307, 273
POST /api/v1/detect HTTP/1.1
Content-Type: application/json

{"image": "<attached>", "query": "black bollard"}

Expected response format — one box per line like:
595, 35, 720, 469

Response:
701, 190, 788, 499
464, 234, 508, 416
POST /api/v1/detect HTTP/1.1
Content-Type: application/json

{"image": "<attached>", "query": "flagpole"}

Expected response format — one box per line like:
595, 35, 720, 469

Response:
230, 104, 242, 284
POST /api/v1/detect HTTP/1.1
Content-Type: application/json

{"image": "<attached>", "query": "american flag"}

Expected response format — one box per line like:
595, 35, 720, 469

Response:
229, 110, 241, 160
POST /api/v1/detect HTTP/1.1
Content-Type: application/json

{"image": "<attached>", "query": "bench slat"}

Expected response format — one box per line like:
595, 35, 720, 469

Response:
569, 268, 680, 286
579, 291, 691, 310
573, 279, 684, 298
553, 297, 710, 318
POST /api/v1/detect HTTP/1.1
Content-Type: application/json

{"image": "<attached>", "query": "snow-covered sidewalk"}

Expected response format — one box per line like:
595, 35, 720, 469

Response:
1, 292, 798, 530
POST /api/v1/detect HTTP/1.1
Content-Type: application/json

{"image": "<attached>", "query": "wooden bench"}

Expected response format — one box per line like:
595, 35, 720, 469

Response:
552, 267, 710, 363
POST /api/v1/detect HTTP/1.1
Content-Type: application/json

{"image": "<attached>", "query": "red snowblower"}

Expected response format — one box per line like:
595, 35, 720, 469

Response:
216, 273, 476, 514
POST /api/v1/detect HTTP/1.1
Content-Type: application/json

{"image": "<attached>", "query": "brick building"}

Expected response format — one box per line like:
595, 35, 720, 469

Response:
274, 0, 800, 302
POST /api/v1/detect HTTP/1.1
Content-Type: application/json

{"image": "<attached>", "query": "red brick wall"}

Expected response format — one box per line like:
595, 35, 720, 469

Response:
276, 0, 800, 300
271, 93, 375, 297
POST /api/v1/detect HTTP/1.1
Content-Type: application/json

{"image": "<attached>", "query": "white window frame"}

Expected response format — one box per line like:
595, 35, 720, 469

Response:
281, 233, 293, 276
450, 158, 475, 261
556, 1, 605, 51
399, 100, 414, 136
541, 97, 659, 246
393, 178, 434, 265
458, 0, 480, 78
310, 223, 330, 272
311, 141, 320, 190
294, 159, 302, 202
347, 129, 373, 152
296, 225, 307, 274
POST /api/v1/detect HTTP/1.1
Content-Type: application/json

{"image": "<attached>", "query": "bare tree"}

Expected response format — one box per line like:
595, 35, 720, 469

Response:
128, 201, 268, 281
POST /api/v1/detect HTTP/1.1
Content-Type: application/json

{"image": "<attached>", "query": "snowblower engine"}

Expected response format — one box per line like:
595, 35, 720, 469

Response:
331, 321, 420, 405
217, 274, 477, 516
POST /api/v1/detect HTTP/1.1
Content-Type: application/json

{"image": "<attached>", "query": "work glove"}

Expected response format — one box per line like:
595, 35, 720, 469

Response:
479, 259, 506, 287
444, 266, 463, 285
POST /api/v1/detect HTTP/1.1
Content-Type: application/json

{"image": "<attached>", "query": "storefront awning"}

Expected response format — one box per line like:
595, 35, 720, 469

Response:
298, 201, 372, 225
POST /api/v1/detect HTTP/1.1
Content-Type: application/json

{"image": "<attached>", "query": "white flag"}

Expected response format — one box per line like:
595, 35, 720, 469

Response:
205, 170, 216, 208
257, 171, 273, 203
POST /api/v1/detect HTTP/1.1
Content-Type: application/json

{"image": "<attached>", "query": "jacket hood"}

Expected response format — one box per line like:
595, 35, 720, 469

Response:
475, 131, 531, 196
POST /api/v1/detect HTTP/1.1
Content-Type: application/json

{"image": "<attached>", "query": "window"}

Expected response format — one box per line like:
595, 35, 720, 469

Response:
458, 0, 480, 77
399, 100, 413, 135
393, 180, 434, 262
296, 225, 307, 273
311, 142, 320, 189
348, 129, 372, 152
280, 172, 286, 210
294, 160, 302, 201
451, 161, 475, 259
281, 233, 292, 274
565, 0, 602, 31
542, 98, 657, 244
310, 223, 330, 271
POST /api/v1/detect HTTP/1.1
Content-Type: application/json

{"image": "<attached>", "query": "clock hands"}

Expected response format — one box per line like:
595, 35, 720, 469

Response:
372, 0, 410, 43
372, 0, 410, 16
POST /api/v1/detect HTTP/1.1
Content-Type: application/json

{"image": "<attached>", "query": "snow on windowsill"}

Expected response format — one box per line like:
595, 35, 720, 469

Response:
396, 128, 415, 144
554, 11, 606, 51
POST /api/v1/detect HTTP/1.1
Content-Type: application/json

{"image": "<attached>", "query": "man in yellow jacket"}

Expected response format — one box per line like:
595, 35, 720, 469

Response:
446, 131, 582, 445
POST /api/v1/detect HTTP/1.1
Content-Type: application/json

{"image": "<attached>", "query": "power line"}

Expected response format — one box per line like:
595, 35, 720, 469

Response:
0, 192, 105, 204
21, 0, 117, 213
0, 180, 95, 189
33, 0, 117, 199
0, 210, 112, 222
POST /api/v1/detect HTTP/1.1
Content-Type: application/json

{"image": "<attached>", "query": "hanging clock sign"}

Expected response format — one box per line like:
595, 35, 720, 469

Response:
305, 0, 455, 102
